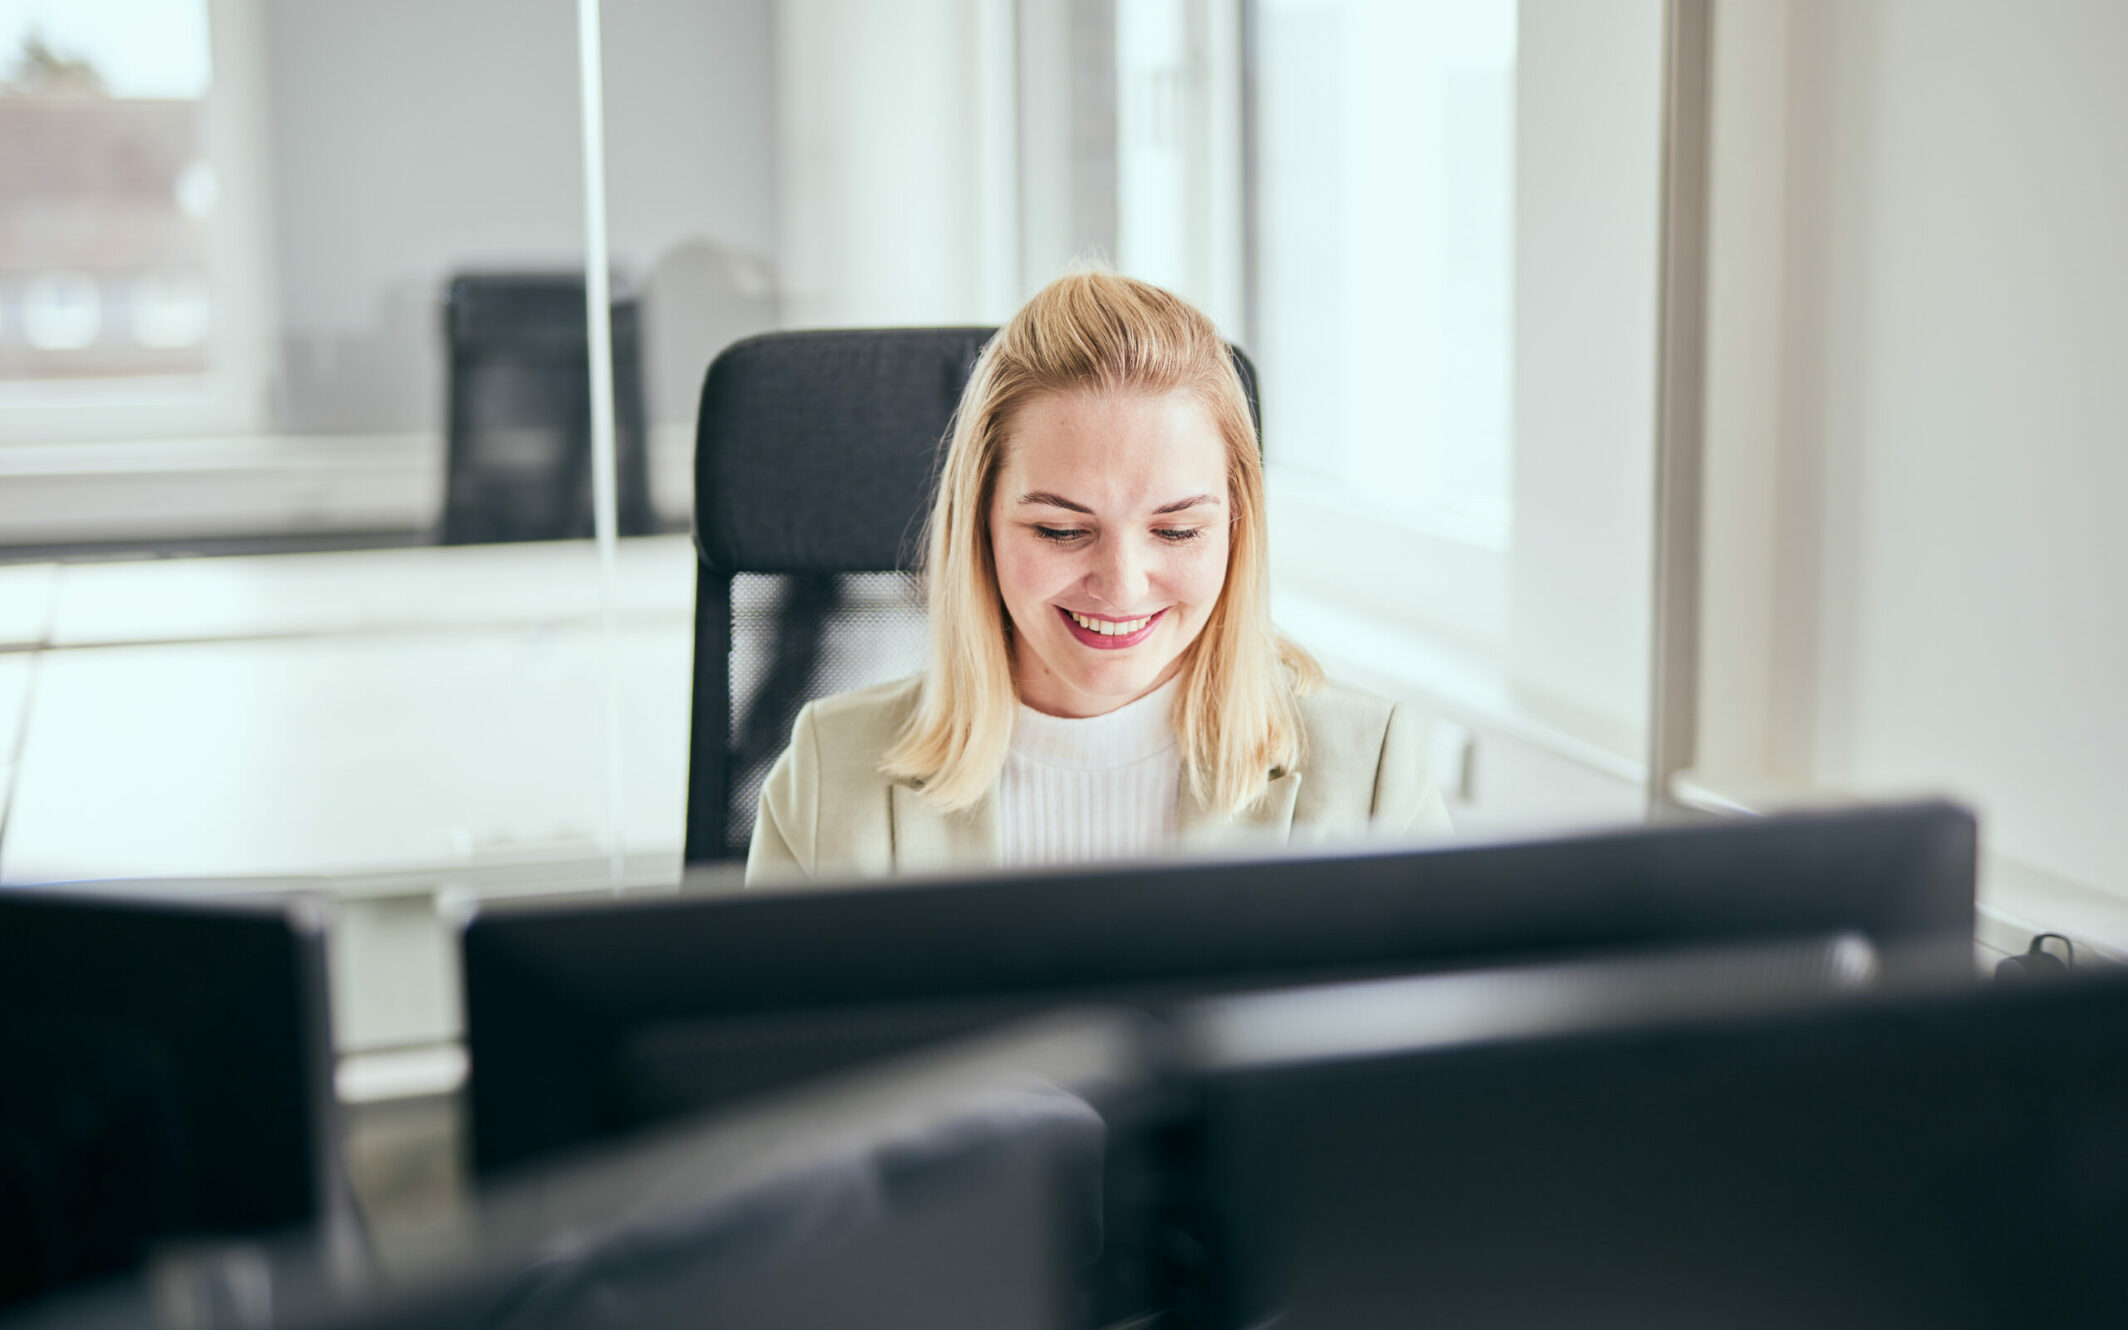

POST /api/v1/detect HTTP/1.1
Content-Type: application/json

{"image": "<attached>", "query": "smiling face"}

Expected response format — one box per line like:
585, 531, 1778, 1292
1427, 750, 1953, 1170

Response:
987, 389, 1232, 718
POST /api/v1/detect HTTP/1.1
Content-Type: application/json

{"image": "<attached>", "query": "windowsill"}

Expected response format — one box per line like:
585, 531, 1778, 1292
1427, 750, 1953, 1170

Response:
0, 432, 442, 545
1970, 853, 2128, 966
1266, 468, 1510, 655
0, 426, 697, 546
1672, 769, 2128, 965
1271, 584, 1645, 789
1268, 595, 2128, 967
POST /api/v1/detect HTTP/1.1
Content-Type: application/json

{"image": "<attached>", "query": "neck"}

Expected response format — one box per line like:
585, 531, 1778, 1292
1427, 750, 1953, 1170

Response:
1013, 655, 1188, 720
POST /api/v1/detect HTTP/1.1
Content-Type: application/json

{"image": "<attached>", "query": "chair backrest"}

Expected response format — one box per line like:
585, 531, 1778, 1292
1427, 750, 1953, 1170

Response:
684, 328, 1263, 863
442, 273, 658, 544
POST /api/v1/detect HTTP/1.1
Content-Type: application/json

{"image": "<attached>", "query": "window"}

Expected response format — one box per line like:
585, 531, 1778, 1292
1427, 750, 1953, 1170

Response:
0, 0, 271, 441
1249, 0, 1515, 536
1112, 0, 1245, 339
0, 3, 213, 378
1229, 0, 1518, 654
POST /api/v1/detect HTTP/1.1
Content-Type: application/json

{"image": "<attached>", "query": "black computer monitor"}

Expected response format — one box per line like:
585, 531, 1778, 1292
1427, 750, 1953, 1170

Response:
455, 1010, 1147, 1330
12, 1011, 1151, 1330
0, 889, 341, 1312
462, 800, 1974, 1185
1184, 956, 2128, 1330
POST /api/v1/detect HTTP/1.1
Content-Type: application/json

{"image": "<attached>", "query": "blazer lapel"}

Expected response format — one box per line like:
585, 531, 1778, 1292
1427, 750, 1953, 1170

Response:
1177, 770, 1303, 850
890, 782, 1003, 875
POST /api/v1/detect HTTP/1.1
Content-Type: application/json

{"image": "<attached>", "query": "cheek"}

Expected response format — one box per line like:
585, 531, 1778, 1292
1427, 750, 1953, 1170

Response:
992, 532, 1065, 609
1167, 534, 1231, 613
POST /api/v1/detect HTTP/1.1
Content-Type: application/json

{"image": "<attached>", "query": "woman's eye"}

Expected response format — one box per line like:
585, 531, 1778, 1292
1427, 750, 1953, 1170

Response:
1154, 528, 1202, 543
1034, 525, 1088, 543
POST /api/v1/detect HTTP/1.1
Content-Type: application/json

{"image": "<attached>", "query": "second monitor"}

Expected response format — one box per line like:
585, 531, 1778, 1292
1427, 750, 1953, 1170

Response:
462, 800, 1976, 1182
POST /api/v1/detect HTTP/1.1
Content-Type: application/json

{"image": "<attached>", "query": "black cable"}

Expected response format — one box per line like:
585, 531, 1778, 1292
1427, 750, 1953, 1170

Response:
1994, 931, 2075, 982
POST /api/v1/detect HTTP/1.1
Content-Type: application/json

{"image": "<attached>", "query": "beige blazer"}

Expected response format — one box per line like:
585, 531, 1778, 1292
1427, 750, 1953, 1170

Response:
745, 674, 1450, 885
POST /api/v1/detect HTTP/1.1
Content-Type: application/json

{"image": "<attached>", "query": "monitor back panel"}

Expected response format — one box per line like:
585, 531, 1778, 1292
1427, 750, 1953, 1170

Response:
1190, 975, 2128, 1330
464, 801, 1976, 1178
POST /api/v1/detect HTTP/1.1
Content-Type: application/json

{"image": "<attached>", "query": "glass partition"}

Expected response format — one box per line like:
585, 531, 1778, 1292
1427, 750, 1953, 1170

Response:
0, 1, 652, 1063
0, 0, 1670, 1045
0, 0, 1682, 1292
0, 0, 1670, 897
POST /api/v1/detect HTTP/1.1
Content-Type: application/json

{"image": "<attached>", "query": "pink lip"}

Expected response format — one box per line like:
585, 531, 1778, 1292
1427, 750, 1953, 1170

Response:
1057, 606, 1165, 650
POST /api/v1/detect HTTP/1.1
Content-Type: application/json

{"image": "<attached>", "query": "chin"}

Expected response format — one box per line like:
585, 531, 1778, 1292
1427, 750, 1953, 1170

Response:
1058, 655, 1176, 704
1018, 616, 1196, 714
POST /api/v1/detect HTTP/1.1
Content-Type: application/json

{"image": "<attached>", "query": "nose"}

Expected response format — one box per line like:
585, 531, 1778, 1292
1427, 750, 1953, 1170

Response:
1084, 533, 1150, 610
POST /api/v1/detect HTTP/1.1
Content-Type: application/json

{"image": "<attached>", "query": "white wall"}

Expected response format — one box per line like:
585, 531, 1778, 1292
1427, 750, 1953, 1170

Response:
606, 0, 782, 425
1702, 0, 2128, 892
261, 0, 778, 434
1508, 0, 1664, 761
775, 0, 1019, 328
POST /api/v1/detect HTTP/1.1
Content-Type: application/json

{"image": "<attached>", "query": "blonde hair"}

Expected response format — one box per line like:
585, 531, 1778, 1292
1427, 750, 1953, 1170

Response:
883, 270, 1322, 817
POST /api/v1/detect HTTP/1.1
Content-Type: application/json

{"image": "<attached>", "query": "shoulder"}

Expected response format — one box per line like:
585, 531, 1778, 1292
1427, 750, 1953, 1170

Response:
1294, 677, 1400, 761
1290, 678, 1451, 837
795, 673, 927, 764
747, 675, 921, 885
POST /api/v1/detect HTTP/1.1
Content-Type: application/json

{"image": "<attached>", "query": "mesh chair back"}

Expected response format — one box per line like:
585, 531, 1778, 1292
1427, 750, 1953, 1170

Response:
685, 328, 1262, 864
442, 273, 658, 544
686, 329, 989, 862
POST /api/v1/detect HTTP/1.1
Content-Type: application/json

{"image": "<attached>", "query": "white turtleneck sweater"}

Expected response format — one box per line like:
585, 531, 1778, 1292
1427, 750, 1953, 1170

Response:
999, 676, 1182, 868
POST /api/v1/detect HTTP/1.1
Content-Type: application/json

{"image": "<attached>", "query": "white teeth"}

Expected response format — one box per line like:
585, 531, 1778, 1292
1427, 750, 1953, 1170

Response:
1071, 611, 1152, 636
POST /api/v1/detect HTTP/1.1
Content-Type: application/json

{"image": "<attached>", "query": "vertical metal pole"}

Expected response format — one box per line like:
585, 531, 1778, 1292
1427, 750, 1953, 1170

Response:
1647, 0, 1713, 817
577, 0, 627, 888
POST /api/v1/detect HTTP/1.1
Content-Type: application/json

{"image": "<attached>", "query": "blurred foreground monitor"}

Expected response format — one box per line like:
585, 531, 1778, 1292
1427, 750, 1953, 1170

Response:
1187, 953, 2128, 1329
14, 931, 2128, 1330
9, 1011, 1154, 1330
464, 801, 1976, 1182
0, 891, 341, 1314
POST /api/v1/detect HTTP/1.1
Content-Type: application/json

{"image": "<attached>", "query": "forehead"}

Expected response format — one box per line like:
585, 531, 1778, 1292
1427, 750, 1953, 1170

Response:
998, 390, 1227, 503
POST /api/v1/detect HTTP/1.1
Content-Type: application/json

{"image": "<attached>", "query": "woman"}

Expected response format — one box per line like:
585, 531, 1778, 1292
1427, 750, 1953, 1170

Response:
747, 270, 1448, 883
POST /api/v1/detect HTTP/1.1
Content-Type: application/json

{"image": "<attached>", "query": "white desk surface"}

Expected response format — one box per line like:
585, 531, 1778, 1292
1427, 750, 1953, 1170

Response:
0, 562, 56, 648
0, 652, 33, 819
0, 651, 32, 755
1, 537, 700, 888
0, 535, 723, 1055
2, 619, 692, 885
46, 534, 695, 647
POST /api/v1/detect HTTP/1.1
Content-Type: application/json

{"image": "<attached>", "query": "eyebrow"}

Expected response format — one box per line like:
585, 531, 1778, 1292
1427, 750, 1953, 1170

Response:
1152, 493, 1222, 515
1017, 490, 1094, 514
1016, 491, 1223, 516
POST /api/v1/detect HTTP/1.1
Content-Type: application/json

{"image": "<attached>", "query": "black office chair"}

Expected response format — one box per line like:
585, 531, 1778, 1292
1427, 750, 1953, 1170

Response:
441, 273, 660, 544
683, 328, 1262, 864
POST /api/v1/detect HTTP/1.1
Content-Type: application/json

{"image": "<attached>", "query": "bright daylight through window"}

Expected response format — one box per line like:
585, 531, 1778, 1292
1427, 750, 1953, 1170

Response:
1250, 0, 1515, 540
0, 0, 216, 385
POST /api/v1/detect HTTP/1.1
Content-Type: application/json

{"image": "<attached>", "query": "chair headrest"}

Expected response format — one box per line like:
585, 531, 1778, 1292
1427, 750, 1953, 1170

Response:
694, 328, 995, 574
692, 326, 1263, 575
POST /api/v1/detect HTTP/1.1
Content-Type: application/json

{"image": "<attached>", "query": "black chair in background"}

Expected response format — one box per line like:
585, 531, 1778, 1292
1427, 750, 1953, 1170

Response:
441, 273, 659, 545
683, 328, 1261, 865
